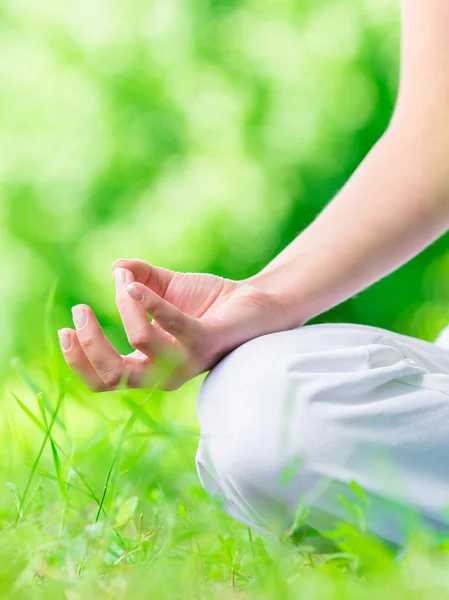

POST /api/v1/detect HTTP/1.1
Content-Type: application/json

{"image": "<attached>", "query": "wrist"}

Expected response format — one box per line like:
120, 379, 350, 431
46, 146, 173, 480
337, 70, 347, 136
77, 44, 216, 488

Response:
244, 265, 310, 332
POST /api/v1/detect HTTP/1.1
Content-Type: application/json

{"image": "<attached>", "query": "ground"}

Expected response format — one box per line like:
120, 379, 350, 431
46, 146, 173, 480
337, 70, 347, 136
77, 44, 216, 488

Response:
2, 336, 449, 600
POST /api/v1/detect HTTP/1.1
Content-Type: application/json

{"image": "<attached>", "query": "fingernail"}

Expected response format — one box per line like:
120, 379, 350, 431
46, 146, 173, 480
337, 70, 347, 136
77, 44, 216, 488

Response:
58, 329, 71, 351
114, 268, 126, 290
72, 305, 87, 330
126, 284, 143, 302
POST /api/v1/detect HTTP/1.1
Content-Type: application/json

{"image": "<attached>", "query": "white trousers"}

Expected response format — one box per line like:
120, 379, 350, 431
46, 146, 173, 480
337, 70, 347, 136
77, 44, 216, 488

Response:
196, 324, 449, 545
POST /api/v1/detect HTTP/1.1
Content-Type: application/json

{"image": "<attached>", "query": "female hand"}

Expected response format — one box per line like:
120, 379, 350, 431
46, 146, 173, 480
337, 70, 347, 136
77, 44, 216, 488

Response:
58, 259, 285, 391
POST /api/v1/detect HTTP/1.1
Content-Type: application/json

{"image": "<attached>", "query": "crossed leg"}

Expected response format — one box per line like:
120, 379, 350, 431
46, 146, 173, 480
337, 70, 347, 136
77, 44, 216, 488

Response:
196, 323, 449, 545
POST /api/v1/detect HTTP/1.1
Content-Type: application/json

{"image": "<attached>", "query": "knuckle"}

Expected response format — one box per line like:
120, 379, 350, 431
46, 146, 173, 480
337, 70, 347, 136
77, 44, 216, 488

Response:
165, 316, 184, 335
129, 332, 148, 350
116, 294, 128, 310
101, 368, 123, 388
64, 355, 78, 368
79, 336, 97, 349
186, 330, 202, 352
163, 381, 182, 391
89, 382, 107, 393
145, 299, 158, 315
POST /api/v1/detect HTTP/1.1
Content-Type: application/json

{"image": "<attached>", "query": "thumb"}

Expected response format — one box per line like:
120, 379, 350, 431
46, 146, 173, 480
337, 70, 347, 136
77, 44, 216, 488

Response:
112, 259, 174, 296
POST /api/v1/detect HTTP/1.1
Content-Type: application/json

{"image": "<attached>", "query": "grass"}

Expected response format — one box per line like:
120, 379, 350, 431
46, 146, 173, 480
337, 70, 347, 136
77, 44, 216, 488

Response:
2, 303, 449, 598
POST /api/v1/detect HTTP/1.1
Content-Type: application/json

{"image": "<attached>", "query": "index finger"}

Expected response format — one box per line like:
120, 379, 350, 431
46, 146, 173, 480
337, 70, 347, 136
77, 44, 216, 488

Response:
114, 267, 171, 358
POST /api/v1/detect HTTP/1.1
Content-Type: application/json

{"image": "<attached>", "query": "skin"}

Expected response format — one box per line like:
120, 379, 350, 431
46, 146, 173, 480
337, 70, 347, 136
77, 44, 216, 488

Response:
58, 0, 449, 392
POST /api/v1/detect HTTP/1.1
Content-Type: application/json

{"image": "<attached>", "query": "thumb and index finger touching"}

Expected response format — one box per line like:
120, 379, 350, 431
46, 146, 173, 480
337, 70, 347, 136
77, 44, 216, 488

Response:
112, 259, 202, 347
112, 259, 173, 297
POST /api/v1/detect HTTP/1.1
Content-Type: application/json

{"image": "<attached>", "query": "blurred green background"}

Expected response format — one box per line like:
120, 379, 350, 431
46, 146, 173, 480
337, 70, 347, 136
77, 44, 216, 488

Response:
3, 0, 449, 595
1, 0, 449, 375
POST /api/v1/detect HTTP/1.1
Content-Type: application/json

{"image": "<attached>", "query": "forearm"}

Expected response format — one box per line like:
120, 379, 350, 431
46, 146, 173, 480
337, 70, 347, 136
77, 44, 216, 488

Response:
245, 0, 449, 331
248, 124, 449, 329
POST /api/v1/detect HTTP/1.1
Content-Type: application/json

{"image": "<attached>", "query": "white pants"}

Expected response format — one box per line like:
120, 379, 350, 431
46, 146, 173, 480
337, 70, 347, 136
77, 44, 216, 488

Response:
196, 324, 449, 545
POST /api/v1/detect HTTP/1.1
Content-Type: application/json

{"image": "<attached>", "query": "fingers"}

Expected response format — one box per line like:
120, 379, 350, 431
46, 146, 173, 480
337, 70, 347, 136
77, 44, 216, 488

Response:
58, 328, 109, 391
125, 282, 200, 346
122, 352, 162, 389
112, 258, 174, 295
59, 326, 158, 391
114, 267, 170, 357
69, 304, 126, 389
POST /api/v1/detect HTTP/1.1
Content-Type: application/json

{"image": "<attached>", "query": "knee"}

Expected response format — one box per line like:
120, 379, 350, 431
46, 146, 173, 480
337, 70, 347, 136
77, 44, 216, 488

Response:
195, 328, 340, 530
196, 331, 291, 481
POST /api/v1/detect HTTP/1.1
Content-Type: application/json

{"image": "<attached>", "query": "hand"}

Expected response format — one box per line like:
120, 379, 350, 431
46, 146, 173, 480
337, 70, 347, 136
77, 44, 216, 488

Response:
58, 259, 285, 391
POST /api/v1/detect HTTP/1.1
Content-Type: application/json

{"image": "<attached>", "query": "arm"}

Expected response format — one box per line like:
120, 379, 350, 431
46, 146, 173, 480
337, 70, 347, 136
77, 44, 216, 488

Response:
60, 1, 449, 392
248, 0, 449, 329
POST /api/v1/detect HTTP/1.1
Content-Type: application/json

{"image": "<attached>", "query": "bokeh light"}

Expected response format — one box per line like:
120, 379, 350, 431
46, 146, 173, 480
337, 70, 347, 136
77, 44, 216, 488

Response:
0, 0, 447, 376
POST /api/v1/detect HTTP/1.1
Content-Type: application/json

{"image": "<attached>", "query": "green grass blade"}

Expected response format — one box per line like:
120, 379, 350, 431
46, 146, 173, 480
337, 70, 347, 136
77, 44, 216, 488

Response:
12, 392, 111, 519
14, 388, 67, 502
11, 357, 66, 431
12, 392, 47, 436
36, 389, 67, 501
16, 390, 65, 525
77, 389, 159, 575
37, 392, 48, 428
49, 438, 67, 500
45, 279, 59, 392
6, 482, 22, 512
122, 396, 172, 436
